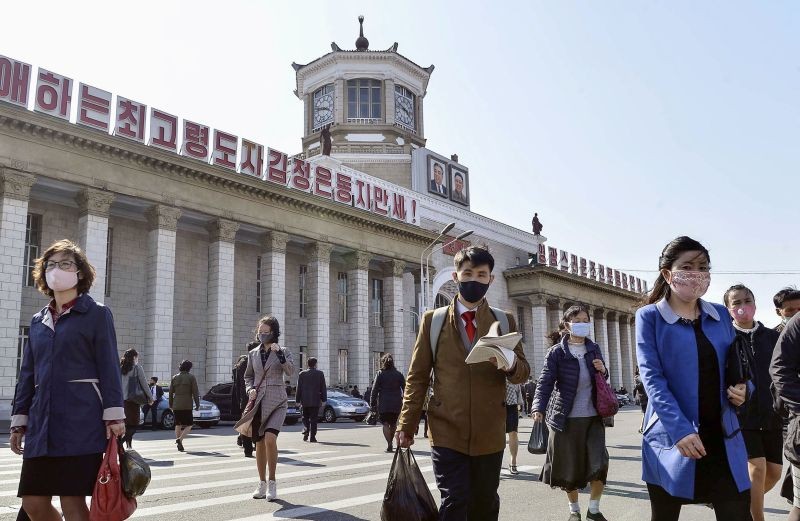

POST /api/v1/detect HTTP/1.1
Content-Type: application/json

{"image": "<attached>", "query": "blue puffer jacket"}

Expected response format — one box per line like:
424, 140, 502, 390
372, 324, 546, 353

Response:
532, 336, 607, 432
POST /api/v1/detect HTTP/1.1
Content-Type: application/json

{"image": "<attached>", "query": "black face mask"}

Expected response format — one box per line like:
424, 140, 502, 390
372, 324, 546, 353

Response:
259, 333, 274, 345
458, 280, 490, 303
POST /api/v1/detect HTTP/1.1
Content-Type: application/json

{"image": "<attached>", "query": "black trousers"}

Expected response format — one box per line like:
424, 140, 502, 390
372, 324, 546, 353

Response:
142, 401, 160, 427
302, 406, 320, 438
431, 446, 503, 521
647, 483, 752, 521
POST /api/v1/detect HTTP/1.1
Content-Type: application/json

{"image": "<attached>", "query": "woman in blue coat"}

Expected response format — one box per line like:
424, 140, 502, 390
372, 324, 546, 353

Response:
636, 236, 750, 520
9, 239, 125, 521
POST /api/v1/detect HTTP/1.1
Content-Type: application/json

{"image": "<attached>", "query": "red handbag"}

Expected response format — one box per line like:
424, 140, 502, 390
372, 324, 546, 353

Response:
89, 436, 137, 521
593, 354, 620, 418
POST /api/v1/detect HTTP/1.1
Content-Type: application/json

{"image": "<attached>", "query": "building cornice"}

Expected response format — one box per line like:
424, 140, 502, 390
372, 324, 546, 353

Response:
504, 265, 642, 301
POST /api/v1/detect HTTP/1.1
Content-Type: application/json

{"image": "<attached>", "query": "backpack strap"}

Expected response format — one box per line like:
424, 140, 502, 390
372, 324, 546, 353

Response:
489, 307, 510, 335
429, 306, 450, 363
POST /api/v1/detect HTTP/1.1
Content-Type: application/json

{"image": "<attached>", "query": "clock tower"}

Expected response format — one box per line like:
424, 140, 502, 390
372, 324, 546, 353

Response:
292, 16, 434, 188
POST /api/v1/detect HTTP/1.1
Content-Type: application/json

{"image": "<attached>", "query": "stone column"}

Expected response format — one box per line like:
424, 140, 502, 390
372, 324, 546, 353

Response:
334, 79, 345, 124
76, 188, 115, 304
345, 251, 371, 389
630, 317, 638, 373
530, 295, 548, 378
619, 315, 633, 391
0, 169, 35, 419
260, 231, 289, 323
205, 219, 239, 387
144, 205, 182, 381
606, 312, 623, 388
308, 242, 334, 379
383, 260, 406, 374
593, 309, 610, 360
546, 298, 561, 335
385, 78, 396, 126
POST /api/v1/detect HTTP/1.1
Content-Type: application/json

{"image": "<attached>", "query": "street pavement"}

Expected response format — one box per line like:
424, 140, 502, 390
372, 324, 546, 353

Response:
0, 408, 791, 520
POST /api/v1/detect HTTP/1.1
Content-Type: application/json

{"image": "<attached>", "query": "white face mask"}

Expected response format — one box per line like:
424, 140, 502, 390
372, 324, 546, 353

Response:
569, 322, 592, 338
45, 268, 79, 292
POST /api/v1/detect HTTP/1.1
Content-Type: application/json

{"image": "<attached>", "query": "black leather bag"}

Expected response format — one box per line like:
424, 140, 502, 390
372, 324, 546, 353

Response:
725, 334, 754, 388
119, 445, 151, 498
527, 420, 548, 454
365, 410, 379, 426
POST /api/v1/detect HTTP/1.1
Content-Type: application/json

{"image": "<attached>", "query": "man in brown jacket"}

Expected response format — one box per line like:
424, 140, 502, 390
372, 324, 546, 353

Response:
396, 246, 530, 521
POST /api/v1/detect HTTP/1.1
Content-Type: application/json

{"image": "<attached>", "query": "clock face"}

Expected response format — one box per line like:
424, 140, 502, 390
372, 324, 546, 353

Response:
394, 93, 414, 128
313, 92, 334, 128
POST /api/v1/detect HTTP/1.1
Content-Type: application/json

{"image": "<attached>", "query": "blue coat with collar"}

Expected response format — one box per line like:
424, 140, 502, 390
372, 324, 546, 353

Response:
11, 293, 124, 458
636, 298, 750, 499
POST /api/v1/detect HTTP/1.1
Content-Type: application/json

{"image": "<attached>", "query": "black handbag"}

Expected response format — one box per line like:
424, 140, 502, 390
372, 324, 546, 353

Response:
126, 371, 149, 406
527, 420, 548, 454
366, 410, 378, 426
725, 334, 754, 388
118, 444, 151, 498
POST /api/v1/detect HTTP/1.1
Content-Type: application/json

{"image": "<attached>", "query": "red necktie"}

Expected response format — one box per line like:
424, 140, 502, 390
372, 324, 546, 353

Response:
462, 311, 477, 343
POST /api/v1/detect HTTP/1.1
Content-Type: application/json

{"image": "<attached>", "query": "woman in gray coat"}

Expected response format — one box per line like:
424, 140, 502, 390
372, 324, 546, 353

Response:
120, 349, 152, 449
241, 316, 294, 501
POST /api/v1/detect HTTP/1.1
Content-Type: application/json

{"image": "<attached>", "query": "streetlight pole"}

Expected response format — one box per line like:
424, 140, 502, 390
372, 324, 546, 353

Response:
424, 230, 474, 309
419, 223, 455, 313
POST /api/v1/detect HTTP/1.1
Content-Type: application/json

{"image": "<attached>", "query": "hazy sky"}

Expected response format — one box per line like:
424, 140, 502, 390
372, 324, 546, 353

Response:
3, 1, 798, 325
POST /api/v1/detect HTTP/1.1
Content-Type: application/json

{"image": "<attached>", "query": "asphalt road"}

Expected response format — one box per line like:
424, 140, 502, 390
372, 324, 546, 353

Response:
0, 408, 792, 520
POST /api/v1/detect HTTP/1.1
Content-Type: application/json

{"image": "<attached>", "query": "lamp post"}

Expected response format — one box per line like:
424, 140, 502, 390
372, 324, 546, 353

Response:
424, 230, 474, 310
419, 223, 455, 312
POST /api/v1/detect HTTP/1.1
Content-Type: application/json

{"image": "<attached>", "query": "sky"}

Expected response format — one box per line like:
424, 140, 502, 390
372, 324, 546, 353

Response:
2, 1, 798, 326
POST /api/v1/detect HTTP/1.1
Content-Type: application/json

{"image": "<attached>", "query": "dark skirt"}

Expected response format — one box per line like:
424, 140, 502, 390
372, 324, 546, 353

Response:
18, 453, 102, 497
540, 416, 609, 491
506, 405, 519, 433
174, 409, 194, 427
124, 400, 141, 426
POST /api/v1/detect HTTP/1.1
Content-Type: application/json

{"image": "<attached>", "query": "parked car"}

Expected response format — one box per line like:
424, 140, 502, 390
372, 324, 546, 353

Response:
138, 398, 221, 429
316, 389, 370, 423
203, 382, 300, 425
616, 393, 632, 407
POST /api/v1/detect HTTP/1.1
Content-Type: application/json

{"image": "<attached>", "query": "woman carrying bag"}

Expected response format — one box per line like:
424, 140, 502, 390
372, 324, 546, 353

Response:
120, 349, 152, 449
532, 304, 611, 521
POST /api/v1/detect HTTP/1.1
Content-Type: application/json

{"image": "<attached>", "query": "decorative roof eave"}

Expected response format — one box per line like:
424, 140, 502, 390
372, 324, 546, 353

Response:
503, 265, 643, 300
0, 107, 438, 249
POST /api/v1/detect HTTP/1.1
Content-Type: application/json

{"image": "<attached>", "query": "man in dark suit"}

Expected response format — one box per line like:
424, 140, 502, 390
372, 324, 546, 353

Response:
296, 357, 327, 442
142, 376, 164, 430
429, 162, 448, 196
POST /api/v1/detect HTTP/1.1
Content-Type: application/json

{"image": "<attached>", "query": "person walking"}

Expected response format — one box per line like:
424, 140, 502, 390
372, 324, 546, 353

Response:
524, 378, 536, 416
351, 385, 362, 399
233, 352, 254, 457
120, 349, 152, 448
634, 368, 648, 433
396, 246, 530, 521
10, 239, 126, 521
770, 314, 800, 521
533, 304, 611, 521
505, 381, 524, 475
370, 353, 406, 452
724, 284, 782, 521
364, 385, 372, 406
142, 376, 164, 430
636, 236, 750, 520
239, 316, 295, 501
296, 357, 327, 442
169, 359, 200, 452
774, 287, 800, 334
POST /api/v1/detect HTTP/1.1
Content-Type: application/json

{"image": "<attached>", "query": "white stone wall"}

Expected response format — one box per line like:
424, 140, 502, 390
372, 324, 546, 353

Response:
77, 213, 109, 304
233, 242, 261, 358
206, 237, 236, 388
172, 231, 208, 388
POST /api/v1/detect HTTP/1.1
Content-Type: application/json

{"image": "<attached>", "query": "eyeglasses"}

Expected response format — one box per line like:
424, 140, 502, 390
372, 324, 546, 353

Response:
44, 260, 78, 272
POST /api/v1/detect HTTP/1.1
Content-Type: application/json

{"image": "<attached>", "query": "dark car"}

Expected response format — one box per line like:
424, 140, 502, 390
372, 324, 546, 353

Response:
203, 382, 300, 425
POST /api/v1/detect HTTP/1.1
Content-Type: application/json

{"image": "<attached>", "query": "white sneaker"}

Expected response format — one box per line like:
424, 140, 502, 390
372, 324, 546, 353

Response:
252, 480, 267, 499
266, 480, 277, 501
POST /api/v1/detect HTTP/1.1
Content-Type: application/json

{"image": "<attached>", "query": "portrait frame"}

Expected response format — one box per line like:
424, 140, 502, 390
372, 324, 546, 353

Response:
448, 165, 469, 206
427, 155, 449, 198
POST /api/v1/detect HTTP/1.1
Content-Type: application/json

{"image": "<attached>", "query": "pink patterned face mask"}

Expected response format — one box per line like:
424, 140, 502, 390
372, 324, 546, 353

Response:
668, 270, 710, 301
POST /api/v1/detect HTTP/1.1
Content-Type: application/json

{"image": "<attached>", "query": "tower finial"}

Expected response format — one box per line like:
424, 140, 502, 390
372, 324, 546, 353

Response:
355, 15, 369, 51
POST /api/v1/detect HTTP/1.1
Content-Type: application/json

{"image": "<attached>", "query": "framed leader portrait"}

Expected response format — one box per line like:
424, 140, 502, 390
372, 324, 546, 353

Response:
449, 165, 469, 206
427, 155, 448, 198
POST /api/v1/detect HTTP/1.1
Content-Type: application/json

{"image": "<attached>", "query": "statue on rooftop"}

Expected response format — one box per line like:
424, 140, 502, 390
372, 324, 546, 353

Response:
320, 125, 332, 156
532, 213, 543, 235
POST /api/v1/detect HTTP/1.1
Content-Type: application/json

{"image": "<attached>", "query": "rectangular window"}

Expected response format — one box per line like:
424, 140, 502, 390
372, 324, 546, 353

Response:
371, 278, 384, 327
17, 326, 29, 379
337, 272, 348, 323
298, 346, 306, 373
517, 306, 526, 342
23, 214, 42, 287
256, 256, 262, 313
299, 265, 308, 318
338, 349, 348, 385
371, 351, 385, 383
104, 227, 113, 297
347, 79, 382, 120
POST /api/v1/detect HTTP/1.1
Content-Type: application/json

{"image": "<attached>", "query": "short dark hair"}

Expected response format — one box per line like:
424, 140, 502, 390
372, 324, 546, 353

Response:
33, 239, 96, 298
561, 305, 591, 327
454, 173, 464, 182
150, 376, 158, 383
453, 245, 494, 272
307, 357, 317, 368
723, 284, 754, 307
254, 315, 281, 342
433, 163, 443, 174
381, 353, 395, 371
775, 287, 800, 309
179, 359, 193, 372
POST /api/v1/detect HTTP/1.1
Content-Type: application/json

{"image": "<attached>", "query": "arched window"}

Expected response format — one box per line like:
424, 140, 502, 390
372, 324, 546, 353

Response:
312, 84, 334, 131
347, 79, 382, 121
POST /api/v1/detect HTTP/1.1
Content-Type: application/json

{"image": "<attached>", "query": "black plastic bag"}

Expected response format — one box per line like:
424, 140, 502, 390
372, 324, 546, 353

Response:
380, 448, 437, 521
528, 420, 548, 454
119, 446, 151, 498
785, 416, 800, 466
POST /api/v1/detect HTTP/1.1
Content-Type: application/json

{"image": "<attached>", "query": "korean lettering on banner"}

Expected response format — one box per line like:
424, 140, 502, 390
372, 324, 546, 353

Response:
0, 56, 32, 108
114, 97, 146, 143
265, 148, 288, 185
239, 139, 264, 177
538, 244, 546, 265
76, 84, 111, 132
580, 258, 588, 277
570, 254, 579, 275
34, 68, 72, 120
334, 172, 353, 204
289, 158, 311, 192
373, 186, 389, 216
606, 267, 614, 286
180, 120, 210, 161
313, 165, 333, 199
614, 270, 621, 287
354, 179, 372, 212
211, 130, 237, 171
392, 193, 407, 221
622, 273, 629, 290
598, 264, 606, 283
559, 250, 569, 271
548, 247, 558, 268
589, 261, 597, 280
637, 278, 643, 293
149, 108, 179, 153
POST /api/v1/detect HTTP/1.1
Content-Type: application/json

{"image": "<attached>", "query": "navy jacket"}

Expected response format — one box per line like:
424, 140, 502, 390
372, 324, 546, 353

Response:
735, 322, 781, 431
12, 294, 124, 458
296, 368, 327, 408
371, 368, 406, 414
532, 336, 607, 432
771, 314, 800, 414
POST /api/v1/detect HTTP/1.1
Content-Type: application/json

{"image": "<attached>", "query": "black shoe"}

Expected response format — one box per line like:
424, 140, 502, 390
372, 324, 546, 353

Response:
244, 451, 254, 458
568, 513, 581, 521
176, 439, 184, 452
303, 433, 308, 442
586, 511, 607, 521
386, 446, 394, 453
310, 437, 317, 443
237, 437, 243, 447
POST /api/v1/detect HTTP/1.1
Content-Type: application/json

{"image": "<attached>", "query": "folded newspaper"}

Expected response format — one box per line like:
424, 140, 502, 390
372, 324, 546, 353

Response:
464, 321, 522, 371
